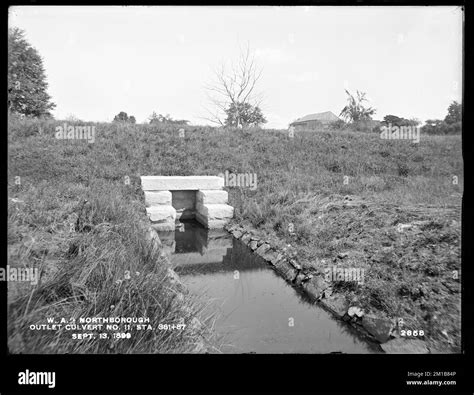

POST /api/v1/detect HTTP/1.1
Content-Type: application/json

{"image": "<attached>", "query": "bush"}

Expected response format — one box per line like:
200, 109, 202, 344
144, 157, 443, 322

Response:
421, 101, 462, 135
352, 119, 381, 133
113, 111, 136, 124
328, 119, 347, 130
422, 120, 461, 135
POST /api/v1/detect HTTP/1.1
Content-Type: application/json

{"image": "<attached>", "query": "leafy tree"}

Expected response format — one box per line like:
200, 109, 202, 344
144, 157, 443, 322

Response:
382, 115, 404, 126
425, 119, 444, 128
382, 115, 419, 127
339, 90, 376, 123
421, 102, 462, 135
113, 111, 136, 123
8, 27, 56, 117
148, 111, 160, 124
224, 102, 267, 128
148, 111, 188, 125
65, 114, 82, 122
444, 101, 462, 124
422, 119, 461, 135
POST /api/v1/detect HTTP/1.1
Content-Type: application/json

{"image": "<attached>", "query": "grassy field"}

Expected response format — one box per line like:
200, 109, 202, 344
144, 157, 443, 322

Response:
7, 116, 220, 353
8, 115, 462, 353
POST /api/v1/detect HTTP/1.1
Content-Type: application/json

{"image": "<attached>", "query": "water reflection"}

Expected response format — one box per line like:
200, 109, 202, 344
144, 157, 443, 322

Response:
159, 220, 381, 354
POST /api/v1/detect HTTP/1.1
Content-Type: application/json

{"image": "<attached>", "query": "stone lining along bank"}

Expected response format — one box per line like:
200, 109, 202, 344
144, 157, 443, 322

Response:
224, 222, 431, 354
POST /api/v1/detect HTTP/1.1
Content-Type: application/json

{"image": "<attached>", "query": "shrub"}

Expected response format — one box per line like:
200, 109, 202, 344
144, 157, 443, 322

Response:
422, 120, 461, 135
113, 111, 136, 124
328, 119, 347, 130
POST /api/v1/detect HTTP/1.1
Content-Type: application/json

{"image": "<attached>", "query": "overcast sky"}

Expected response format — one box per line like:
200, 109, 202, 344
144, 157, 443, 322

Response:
9, 6, 463, 128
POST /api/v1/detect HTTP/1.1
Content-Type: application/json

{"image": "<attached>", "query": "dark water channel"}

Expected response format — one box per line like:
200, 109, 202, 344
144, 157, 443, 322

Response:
158, 220, 381, 354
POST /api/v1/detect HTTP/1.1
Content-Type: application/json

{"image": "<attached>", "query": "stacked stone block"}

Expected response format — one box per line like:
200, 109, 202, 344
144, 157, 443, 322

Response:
141, 176, 234, 231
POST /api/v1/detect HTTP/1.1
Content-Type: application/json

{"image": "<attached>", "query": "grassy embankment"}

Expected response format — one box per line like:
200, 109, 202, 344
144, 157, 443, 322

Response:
8, 116, 462, 353
7, 116, 219, 353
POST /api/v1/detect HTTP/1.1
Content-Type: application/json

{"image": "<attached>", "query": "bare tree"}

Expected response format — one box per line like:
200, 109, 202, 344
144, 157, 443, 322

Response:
203, 44, 263, 127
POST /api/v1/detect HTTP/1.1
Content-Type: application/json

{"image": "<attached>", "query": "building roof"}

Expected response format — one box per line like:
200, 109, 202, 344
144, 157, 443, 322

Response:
291, 111, 341, 125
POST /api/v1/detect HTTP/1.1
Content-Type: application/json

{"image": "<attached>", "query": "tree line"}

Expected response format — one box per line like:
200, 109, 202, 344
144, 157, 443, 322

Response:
7, 26, 461, 134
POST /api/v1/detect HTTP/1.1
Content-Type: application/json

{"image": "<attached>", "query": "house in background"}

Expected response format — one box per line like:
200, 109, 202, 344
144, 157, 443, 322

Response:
289, 111, 341, 131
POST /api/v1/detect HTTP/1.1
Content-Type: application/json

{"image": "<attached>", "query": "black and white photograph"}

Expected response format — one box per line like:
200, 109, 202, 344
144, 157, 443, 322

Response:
4, 3, 470, 392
